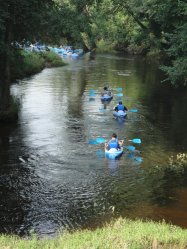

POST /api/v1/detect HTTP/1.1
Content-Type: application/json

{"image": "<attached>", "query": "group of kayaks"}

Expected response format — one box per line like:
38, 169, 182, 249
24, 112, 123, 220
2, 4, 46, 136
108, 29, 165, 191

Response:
89, 87, 142, 162
100, 89, 126, 160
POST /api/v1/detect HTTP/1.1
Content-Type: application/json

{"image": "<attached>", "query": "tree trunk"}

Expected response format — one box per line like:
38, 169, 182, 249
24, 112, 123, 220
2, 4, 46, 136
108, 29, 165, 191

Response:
0, 17, 13, 111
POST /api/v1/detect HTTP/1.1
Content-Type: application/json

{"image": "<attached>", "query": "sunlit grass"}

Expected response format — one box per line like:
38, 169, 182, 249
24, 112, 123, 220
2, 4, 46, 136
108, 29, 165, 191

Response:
0, 218, 187, 249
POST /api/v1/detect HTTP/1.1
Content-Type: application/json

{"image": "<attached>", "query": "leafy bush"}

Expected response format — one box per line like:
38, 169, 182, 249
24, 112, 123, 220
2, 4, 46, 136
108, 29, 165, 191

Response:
10, 50, 45, 80
10, 50, 65, 81
160, 23, 187, 87
41, 51, 66, 67
161, 58, 187, 87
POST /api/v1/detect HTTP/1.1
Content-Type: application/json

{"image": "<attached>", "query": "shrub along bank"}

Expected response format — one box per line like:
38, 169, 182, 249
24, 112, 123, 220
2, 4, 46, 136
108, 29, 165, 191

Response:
10, 50, 66, 81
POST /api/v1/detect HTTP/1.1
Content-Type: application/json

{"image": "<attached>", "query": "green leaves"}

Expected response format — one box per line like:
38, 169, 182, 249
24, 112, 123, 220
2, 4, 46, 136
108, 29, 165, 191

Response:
161, 23, 187, 86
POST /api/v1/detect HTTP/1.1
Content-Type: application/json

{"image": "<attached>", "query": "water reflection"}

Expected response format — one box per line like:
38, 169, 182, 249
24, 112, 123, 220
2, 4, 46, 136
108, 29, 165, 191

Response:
0, 53, 186, 236
106, 159, 120, 177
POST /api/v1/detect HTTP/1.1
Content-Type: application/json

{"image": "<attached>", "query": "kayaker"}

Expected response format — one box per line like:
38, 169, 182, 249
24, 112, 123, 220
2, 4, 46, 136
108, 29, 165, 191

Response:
101, 86, 112, 96
114, 101, 128, 112
105, 133, 124, 150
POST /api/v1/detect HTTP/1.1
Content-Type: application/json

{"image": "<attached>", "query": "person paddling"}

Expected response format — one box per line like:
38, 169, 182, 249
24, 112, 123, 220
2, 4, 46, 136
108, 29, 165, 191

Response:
105, 133, 124, 151
101, 86, 112, 96
114, 101, 128, 112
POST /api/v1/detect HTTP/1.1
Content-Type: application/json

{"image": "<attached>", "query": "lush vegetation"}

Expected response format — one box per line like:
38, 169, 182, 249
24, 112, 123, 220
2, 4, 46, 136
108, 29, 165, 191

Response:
11, 50, 65, 80
53, 0, 187, 86
0, 49, 64, 122
0, 218, 186, 249
0, 0, 186, 86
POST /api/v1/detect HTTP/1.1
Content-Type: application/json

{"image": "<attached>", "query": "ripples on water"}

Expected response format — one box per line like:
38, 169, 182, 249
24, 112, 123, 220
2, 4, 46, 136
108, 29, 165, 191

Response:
0, 53, 187, 236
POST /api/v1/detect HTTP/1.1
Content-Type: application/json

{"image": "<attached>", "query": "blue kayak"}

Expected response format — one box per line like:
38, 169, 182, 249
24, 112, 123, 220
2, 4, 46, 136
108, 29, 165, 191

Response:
101, 94, 113, 101
105, 147, 123, 159
113, 110, 127, 118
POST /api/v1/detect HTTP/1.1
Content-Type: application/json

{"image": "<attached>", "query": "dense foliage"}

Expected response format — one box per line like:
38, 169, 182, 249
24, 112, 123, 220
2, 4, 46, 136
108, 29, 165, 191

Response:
0, 0, 186, 86
43, 0, 187, 86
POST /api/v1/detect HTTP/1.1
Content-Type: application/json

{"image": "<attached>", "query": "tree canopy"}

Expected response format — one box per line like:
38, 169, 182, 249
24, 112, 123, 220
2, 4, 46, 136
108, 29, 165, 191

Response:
0, 0, 186, 86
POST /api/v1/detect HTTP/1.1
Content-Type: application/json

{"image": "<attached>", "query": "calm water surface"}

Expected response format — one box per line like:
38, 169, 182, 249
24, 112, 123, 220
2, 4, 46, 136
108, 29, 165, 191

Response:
0, 53, 187, 236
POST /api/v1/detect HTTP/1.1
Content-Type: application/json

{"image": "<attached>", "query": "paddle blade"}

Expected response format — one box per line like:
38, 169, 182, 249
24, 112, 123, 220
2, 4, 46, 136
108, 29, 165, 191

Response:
116, 87, 123, 91
129, 138, 142, 144
89, 93, 95, 97
129, 108, 138, 113
95, 137, 107, 143
89, 139, 97, 144
134, 157, 143, 163
125, 145, 136, 151
89, 90, 95, 96
116, 93, 123, 97
89, 137, 106, 144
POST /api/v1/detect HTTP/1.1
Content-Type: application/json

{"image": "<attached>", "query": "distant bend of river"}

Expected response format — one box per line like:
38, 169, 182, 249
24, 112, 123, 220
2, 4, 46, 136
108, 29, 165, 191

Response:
0, 52, 187, 237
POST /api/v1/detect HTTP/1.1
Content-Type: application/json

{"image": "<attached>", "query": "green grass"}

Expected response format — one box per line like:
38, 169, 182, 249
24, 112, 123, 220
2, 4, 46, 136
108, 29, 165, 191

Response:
0, 218, 187, 249
10, 50, 66, 81
41, 51, 67, 67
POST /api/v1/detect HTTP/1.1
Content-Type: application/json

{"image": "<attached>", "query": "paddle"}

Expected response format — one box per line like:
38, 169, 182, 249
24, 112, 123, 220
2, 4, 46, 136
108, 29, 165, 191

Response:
96, 137, 107, 143
89, 137, 107, 144
125, 145, 141, 155
89, 93, 95, 97
134, 157, 143, 163
128, 108, 138, 113
126, 154, 143, 163
89, 90, 95, 97
89, 139, 98, 145
116, 87, 123, 91
125, 145, 136, 151
128, 138, 142, 144
115, 93, 123, 97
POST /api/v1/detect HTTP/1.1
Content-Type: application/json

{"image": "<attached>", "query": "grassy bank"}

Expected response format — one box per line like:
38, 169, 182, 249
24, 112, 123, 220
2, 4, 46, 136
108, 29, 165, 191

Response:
0, 218, 187, 249
11, 50, 66, 80
0, 50, 66, 123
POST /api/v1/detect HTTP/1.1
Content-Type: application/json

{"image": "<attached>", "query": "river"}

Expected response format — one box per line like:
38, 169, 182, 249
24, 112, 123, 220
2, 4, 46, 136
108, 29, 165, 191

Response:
0, 52, 187, 237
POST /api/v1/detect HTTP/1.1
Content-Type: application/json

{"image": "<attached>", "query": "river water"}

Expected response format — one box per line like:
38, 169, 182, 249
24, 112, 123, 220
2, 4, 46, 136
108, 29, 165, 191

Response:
0, 53, 187, 236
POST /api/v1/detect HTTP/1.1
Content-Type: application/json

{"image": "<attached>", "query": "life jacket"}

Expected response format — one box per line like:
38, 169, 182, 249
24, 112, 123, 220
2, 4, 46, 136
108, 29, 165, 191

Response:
117, 104, 125, 111
108, 138, 119, 149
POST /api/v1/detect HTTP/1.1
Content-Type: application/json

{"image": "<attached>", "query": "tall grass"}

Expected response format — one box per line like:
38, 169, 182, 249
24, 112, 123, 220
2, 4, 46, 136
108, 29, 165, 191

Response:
41, 51, 67, 67
0, 218, 187, 249
10, 50, 65, 80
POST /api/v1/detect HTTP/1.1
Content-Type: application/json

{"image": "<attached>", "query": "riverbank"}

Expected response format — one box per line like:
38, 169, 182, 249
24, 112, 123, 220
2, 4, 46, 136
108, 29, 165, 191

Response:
0, 50, 66, 123
0, 218, 187, 249
11, 50, 66, 81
